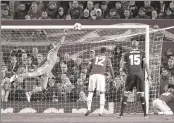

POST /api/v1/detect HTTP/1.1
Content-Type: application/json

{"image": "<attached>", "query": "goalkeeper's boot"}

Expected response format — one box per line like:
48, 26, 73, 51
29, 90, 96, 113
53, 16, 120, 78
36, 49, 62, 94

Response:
85, 110, 91, 116
117, 115, 123, 119
26, 92, 31, 102
144, 115, 150, 119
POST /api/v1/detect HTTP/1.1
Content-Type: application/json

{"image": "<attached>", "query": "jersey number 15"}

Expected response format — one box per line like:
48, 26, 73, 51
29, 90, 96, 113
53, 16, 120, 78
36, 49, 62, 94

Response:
129, 54, 140, 65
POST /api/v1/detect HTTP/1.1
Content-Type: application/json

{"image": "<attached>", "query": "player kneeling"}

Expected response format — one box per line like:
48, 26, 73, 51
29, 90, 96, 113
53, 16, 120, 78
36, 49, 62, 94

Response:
153, 88, 174, 115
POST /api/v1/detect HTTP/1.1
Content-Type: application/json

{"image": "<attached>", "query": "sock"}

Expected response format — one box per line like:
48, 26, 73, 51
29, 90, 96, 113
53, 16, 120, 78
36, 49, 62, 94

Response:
140, 97, 147, 116
87, 92, 93, 111
120, 96, 128, 116
100, 93, 105, 114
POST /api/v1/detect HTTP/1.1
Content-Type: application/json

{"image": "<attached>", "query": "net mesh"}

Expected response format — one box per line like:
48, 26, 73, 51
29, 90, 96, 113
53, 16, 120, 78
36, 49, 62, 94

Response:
1, 25, 164, 114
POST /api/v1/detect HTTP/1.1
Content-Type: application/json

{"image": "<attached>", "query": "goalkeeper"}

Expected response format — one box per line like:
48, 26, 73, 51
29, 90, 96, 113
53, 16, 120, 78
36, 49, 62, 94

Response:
10, 29, 67, 102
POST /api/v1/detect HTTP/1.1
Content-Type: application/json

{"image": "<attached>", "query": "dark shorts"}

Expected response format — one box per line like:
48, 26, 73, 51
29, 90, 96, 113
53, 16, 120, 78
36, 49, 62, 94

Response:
125, 74, 144, 92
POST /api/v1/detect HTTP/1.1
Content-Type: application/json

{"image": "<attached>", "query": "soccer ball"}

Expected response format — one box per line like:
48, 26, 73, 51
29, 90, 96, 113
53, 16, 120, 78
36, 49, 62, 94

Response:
74, 23, 82, 30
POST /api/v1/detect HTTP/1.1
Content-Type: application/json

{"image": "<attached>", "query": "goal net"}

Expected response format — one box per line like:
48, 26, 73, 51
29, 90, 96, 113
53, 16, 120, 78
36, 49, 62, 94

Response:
1, 24, 165, 114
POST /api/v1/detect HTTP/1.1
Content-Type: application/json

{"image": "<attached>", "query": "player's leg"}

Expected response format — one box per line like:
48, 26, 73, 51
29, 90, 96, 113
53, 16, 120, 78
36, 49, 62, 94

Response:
85, 75, 96, 116
153, 99, 161, 114
136, 75, 148, 118
156, 100, 173, 115
10, 71, 40, 83
97, 74, 106, 116
118, 75, 135, 118
26, 75, 49, 102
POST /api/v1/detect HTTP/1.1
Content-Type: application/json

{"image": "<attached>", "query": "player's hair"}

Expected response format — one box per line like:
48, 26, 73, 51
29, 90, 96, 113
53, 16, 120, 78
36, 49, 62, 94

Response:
100, 47, 107, 53
132, 40, 139, 49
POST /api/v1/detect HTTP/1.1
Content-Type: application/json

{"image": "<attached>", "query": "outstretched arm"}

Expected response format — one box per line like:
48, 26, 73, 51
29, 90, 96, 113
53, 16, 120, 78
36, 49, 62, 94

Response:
54, 29, 67, 52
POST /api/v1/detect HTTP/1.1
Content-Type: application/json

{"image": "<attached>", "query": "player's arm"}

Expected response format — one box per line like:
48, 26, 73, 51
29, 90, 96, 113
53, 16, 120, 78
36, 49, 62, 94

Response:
54, 29, 67, 52
107, 58, 114, 80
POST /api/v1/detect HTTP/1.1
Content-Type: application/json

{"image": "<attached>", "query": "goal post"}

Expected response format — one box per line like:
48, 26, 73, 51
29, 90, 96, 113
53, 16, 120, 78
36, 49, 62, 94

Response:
1, 24, 155, 114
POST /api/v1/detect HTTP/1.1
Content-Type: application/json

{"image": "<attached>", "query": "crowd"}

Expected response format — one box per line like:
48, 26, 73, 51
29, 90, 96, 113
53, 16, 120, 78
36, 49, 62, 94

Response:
1, 46, 126, 102
1, 1, 174, 20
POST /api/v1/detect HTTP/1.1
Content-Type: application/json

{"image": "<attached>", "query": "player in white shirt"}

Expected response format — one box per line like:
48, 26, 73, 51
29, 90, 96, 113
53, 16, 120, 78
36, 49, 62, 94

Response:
10, 29, 67, 102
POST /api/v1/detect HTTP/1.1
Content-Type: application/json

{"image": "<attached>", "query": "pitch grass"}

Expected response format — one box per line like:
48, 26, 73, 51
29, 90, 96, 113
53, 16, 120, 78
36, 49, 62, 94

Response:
1, 113, 174, 123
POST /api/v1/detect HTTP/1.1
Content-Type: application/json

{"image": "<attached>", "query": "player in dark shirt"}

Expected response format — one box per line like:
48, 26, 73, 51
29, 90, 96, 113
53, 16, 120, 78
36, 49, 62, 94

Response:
153, 88, 174, 115
118, 41, 151, 119
85, 47, 114, 116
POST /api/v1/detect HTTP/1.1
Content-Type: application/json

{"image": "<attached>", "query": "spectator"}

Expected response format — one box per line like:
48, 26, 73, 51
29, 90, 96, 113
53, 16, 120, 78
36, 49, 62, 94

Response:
168, 76, 174, 88
14, 3, 28, 19
135, 7, 150, 19
86, 1, 94, 17
39, 11, 50, 19
80, 9, 90, 19
123, 9, 134, 19
169, 1, 174, 14
160, 68, 170, 94
143, 1, 154, 17
68, 0, 83, 19
26, 56, 35, 72
121, 1, 129, 11
114, 1, 124, 18
19, 52, 28, 68
65, 14, 71, 20
1, 77, 11, 102
63, 53, 75, 71
93, 8, 103, 20
105, 8, 120, 19
165, 8, 174, 19
128, 1, 139, 18
28, 2, 42, 19
37, 53, 44, 66
111, 45, 123, 76
159, 1, 166, 12
8, 55, 19, 75
46, 2, 58, 19
100, 1, 109, 19
45, 77, 58, 102
167, 58, 174, 76
162, 48, 173, 68
1, 9, 12, 20
151, 10, 159, 19
57, 7, 66, 19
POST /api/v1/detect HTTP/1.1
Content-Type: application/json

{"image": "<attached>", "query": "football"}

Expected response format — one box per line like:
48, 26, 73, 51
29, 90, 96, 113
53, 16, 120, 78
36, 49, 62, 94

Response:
74, 23, 82, 30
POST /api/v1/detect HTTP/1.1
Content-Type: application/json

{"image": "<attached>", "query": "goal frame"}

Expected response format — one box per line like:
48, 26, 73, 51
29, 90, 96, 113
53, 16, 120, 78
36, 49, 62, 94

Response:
1, 24, 150, 114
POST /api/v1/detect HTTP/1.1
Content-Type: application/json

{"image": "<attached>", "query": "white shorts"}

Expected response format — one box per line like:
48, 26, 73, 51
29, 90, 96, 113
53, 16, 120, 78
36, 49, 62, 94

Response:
153, 99, 172, 112
36, 64, 53, 76
88, 74, 105, 92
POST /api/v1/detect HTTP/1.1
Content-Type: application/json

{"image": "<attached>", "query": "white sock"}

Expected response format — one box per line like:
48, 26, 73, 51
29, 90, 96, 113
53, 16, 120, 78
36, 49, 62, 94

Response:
87, 92, 93, 111
100, 94, 105, 114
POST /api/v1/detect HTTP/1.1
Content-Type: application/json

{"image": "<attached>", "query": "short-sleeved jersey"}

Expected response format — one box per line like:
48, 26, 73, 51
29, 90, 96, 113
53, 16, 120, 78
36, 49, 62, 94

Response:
124, 49, 145, 75
90, 55, 111, 76
158, 92, 174, 103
